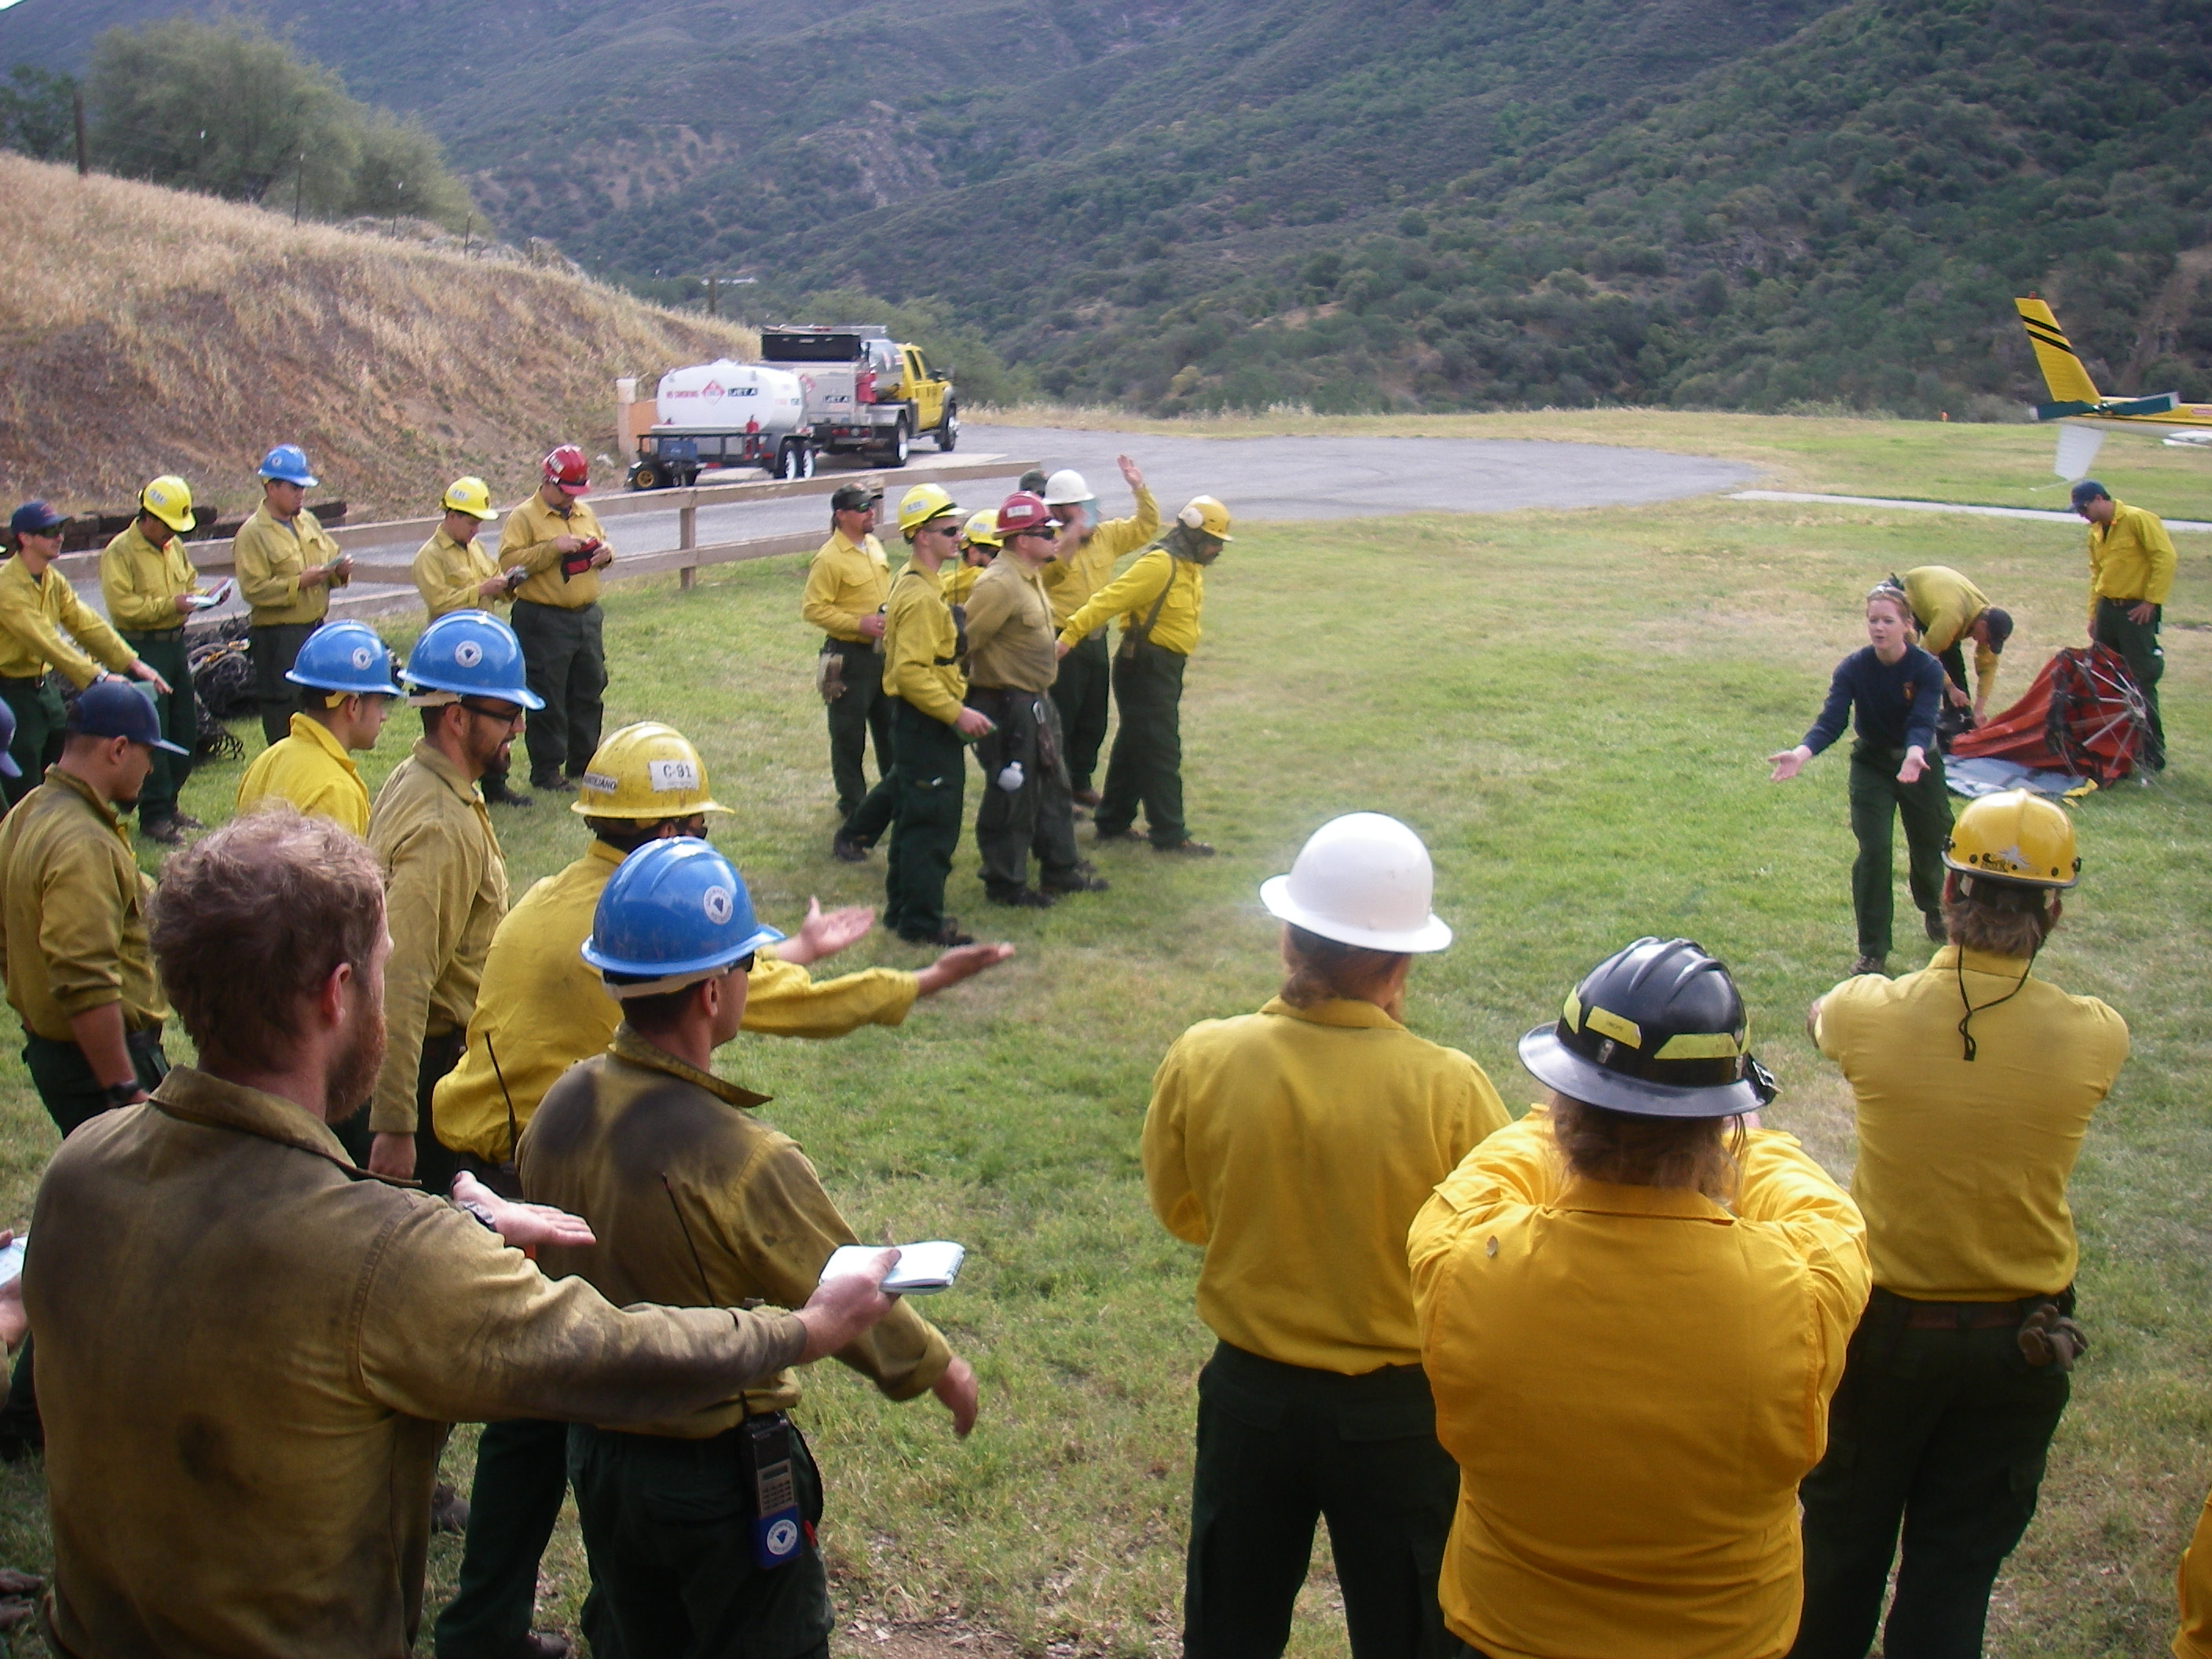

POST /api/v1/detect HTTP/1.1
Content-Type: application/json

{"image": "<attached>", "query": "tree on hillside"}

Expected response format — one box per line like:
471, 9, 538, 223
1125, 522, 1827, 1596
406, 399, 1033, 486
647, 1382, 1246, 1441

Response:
0, 64, 76, 163
85, 16, 474, 228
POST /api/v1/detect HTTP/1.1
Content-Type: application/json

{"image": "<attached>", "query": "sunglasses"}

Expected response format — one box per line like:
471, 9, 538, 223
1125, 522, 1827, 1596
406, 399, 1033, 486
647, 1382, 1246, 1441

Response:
458, 699, 526, 728
921, 520, 961, 537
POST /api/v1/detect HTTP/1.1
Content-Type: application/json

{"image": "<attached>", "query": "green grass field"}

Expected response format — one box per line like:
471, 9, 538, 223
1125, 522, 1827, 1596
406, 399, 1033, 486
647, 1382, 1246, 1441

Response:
0, 412, 2204, 1657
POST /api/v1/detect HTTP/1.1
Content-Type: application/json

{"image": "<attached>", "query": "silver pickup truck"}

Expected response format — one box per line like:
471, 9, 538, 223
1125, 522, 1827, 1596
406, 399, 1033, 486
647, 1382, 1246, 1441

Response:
758, 326, 958, 467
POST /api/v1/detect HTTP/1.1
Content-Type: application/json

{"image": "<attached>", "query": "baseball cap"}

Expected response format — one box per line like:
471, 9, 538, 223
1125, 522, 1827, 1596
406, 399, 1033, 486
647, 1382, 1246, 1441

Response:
1981, 606, 2014, 654
9, 501, 68, 539
830, 484, 883, 513
2069, 478, 2110, 508
68, 681, 189, 755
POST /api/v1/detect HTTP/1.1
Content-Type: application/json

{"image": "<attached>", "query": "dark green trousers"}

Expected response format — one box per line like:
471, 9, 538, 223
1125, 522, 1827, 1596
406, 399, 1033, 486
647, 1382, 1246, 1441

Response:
870, 699, 965, 942
970, 686, 1081, 895
0, 673, 63, 809
822, 639, 892, 820
1791, 1289, 2074, 1659
2093, 598, 2165, 759
1185, 1342, 1470, 1659
568, 1421, 832, 1659
22, 1027, 169, 1138
1847, 742, 1952, 961
249, 621, 317, 746
434, 1417, 571, 1658
1050, 629, 1112, 793
1097, 640, 1188, 846
512, 599, 607, 782
120, 630, 196, 822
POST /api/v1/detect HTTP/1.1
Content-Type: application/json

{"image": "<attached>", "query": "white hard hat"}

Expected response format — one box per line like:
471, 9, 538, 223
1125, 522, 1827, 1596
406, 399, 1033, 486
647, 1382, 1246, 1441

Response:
1259, 813, 1453, 953
1042, 468, 1093, 506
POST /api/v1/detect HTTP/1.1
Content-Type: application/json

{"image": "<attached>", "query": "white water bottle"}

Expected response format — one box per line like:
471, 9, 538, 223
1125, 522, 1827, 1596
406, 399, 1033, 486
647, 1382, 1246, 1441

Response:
996, 760, 1024, 793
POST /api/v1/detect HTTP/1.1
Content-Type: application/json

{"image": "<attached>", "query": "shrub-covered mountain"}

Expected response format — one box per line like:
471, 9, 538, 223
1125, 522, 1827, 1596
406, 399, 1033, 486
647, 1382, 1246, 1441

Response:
5, 0, 2209, 416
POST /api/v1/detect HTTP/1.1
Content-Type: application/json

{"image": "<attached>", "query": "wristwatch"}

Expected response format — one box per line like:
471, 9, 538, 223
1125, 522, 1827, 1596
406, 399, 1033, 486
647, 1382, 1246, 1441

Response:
103, 1081, 142, 1108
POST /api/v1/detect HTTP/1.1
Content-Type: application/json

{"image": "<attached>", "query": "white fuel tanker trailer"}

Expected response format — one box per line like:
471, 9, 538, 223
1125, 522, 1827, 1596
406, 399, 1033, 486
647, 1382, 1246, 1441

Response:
625, 359, 815, 489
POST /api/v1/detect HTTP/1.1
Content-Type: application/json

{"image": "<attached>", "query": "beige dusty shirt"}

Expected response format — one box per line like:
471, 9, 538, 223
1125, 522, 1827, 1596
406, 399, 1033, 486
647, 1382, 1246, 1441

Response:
233, 504, 347, 628
522, 1028, 952, 1429
366, 741, 508, 1133
28, 1064, 804, 1659
499, 494, 608, 610
963, 554, 1060, 692
0, 769, 168, 1042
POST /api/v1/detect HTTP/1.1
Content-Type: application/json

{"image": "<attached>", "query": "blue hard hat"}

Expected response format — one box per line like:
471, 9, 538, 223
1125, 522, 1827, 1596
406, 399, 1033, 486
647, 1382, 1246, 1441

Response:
285, 621, 403, 696
581, 837, 784, 986
258, 444, 318, 487
402, 610, 542, 708
0, 696, 20, 778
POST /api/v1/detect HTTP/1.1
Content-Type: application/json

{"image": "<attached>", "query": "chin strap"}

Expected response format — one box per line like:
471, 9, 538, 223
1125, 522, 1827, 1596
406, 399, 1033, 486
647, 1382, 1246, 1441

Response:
1955, 937, 2039, 1062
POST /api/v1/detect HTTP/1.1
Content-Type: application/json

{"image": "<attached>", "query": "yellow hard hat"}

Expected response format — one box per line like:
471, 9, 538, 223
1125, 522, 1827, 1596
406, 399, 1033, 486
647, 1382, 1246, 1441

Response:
1943, 789, 2079, 888
572, 722, 731, 819
1177, 494, 1233, 541
961, 509, 1002, 549
139, 475, 196, 533
441, 476, 497, 521
897, 482, 960, 537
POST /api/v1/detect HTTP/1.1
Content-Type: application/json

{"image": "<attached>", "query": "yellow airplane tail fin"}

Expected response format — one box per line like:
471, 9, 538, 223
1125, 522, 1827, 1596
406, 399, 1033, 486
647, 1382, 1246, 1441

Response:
2015, 298, 2103, 406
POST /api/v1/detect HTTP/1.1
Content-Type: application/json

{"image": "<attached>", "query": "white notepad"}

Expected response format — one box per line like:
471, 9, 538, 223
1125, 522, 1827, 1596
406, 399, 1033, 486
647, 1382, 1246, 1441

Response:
819, 1240, 965, 1297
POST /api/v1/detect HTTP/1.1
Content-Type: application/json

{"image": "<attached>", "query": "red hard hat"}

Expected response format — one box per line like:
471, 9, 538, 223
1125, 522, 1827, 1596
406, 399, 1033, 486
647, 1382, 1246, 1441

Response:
994, 491, 1054, 539
542, 445, 590, 495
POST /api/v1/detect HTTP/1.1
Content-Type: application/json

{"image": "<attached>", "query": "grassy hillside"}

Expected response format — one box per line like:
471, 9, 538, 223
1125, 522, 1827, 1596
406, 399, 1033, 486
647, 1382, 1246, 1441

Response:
0, 154, 756, 522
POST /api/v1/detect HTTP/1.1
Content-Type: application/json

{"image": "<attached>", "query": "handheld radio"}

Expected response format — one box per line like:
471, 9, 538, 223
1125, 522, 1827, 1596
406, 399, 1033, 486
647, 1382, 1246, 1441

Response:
740, 1415, 805, 1570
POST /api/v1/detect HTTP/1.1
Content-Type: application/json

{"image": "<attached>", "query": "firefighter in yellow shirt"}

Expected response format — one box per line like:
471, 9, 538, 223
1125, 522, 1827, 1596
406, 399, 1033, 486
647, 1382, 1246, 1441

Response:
499, 446, 614, 795
942, 510, 999, 608
2176, 1494, 2212, 1659
2071, 478, 2174, 763
414, 477, 529, 808
1040, 455, 1158, 804
234, 621, 401, 837
429, 720, 1010, 1659
1057, 495, 1230, 855
842, 488, 994, 944
97, 477, 211, 841
1895, 566, 2012, 723
1411, 937, 1870, 1659
805, 483, 893, 839
231, 445, 353, 746
1, 500, 170, 810
1144, 813, 1503, 1657
1792, 791, 2127, 1659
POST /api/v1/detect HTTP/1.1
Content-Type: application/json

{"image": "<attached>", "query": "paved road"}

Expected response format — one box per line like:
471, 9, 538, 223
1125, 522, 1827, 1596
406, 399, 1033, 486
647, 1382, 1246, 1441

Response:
71, 430, 1754, 622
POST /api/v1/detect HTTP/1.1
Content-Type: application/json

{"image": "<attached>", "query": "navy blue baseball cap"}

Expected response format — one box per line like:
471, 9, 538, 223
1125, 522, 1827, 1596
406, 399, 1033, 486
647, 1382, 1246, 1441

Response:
9, 501, 67, 538
68, 681, 189, 755
0, 698, 20, 778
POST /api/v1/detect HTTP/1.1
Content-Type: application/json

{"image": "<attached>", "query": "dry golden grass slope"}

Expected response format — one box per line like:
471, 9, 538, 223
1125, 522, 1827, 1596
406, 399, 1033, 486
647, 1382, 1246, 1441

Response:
0, 154, 758, 522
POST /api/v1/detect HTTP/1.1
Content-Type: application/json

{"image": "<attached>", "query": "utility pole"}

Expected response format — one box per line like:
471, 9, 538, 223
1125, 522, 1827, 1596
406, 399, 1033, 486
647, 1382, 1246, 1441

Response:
293, 151, 304, 224
708, 274, 717, 317
71, 87, 86, 177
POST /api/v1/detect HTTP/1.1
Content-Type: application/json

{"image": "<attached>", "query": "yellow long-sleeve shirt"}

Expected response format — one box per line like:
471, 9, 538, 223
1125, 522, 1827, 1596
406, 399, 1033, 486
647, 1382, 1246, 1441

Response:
1142, 995, 1509, 1374
499, 495, 609, 610
522, 1027, 953, 1426
941, 560, 985, 608
1815, 946, 2127, 1300
0, 769, 169, 1042
2089, 499, 2177, 615
801, 529, 892, 642
366, 742, 508, 1134
414, 529, 505, 620
98, 523, 203, 635
2175, 1484, 2212, 1658
434, 840, 919, 1163
233, 505, 347, 627
1058, 547, 1203, 655
0, 556, 134, 686
1042, 485, 1159, 632
1901, 565, 2001, 702
880, 566, 967, 723
1410, 1110, 1871, 1659
235, 712, 371, 837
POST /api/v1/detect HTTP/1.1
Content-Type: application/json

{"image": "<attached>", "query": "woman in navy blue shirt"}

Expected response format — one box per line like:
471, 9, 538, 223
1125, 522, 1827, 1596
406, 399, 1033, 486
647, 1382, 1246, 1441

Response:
1769, 584, 1954, 976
